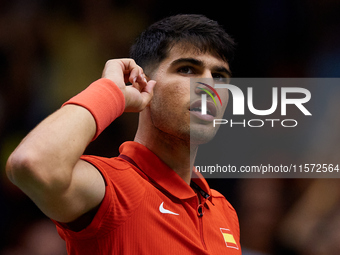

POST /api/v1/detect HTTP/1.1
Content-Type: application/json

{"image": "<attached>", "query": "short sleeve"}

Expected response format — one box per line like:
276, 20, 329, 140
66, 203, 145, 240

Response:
52, 155, 146, 240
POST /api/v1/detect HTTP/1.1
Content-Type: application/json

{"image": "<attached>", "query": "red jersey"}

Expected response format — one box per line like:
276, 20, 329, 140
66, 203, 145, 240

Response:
53, 142, 241, 254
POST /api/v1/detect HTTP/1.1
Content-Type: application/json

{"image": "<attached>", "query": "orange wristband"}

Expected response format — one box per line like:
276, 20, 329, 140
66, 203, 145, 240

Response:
62, 78, 125, 140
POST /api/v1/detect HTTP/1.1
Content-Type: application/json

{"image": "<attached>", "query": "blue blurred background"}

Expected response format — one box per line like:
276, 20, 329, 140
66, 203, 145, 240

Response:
1, 0, 340, 254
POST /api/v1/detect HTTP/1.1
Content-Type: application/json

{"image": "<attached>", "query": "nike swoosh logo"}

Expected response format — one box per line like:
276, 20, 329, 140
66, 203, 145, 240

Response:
159, 202, 179, 215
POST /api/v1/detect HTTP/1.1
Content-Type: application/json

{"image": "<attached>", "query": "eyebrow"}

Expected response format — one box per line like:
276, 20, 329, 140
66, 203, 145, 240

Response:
170, 57, 232, 77
170, 58, 203, 67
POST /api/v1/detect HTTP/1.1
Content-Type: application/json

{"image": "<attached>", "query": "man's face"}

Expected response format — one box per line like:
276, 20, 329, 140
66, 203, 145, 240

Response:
148, 44, 230, 145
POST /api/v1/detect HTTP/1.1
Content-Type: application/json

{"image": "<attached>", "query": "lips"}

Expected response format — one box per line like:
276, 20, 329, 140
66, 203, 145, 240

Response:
189, 100, 217, 118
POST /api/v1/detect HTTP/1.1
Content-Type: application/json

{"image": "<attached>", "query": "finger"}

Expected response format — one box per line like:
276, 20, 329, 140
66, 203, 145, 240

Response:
135, 72, 148, 87
141, 80, 156, 105
127, 66, 141, 84
117, 58, 139, 83
144, 80, 156, 93
129, 67, 147, 91
103, 59, 138, 86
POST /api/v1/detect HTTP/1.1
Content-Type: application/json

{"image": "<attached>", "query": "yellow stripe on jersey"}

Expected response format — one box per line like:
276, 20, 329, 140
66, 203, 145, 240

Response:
222, 233, 237, 244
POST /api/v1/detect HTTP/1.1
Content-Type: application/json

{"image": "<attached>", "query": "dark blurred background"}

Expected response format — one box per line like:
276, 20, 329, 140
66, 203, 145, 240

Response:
1, 0, 340, 254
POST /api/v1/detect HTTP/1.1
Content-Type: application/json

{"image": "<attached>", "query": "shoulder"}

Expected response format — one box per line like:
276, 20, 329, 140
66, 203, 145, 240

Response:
211, 189, 236, 212
81, 155, 131, 171
210, 189, 240, 240
80, 155, 147, 193
210, 189, 239, 227
80, 155, 139, 180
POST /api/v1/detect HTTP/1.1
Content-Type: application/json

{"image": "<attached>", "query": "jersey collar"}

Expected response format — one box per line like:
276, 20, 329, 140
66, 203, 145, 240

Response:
118, 141, 211, 201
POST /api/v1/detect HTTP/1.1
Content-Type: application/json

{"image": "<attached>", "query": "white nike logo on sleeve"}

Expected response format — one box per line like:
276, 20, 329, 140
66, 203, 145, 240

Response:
159, 202, 179, 215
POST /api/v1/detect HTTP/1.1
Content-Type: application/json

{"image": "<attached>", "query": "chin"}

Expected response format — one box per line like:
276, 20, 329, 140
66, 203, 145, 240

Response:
189, 128, 217, 145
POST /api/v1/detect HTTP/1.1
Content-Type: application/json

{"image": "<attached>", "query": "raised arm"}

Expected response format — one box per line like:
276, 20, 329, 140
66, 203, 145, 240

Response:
6, 59, 156, 223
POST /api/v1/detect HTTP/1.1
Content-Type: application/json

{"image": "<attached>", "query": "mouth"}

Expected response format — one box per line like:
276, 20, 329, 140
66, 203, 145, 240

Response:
189, 100, 217, 121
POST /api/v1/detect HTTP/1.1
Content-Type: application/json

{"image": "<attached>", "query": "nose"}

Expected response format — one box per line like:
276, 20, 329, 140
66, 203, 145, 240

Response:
195, 82, 216, 97
201, 70, 214, 79
195, 70, 216, 94
194, 81, 223, 107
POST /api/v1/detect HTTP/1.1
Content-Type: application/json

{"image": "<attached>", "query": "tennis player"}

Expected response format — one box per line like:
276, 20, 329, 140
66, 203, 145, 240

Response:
6, 14, 241, 254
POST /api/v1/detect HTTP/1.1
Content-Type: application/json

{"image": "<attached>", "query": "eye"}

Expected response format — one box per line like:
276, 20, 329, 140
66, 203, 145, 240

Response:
212, 73, 226, 80
177, 66, 195, 74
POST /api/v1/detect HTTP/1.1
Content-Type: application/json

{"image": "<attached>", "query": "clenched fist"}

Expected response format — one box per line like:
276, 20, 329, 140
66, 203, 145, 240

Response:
102, 59, 156, 112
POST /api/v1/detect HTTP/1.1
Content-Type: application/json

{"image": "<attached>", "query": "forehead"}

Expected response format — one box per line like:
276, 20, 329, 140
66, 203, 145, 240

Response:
159, 44, 231, 73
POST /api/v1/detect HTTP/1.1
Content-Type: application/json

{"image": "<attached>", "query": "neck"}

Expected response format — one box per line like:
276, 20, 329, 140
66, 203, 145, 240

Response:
134, 113, 198, 185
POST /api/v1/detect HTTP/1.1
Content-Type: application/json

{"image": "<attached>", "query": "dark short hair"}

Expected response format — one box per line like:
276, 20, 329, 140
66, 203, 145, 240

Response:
130, 14, 236, 74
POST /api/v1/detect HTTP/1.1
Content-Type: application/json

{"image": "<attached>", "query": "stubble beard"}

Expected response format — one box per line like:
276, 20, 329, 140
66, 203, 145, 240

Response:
189, 121, 219, 145
149, 96, 219, 147
149, 100, 191, 146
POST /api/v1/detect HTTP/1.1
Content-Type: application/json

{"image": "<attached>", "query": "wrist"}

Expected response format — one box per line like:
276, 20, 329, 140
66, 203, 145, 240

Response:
62, 78, 125, 140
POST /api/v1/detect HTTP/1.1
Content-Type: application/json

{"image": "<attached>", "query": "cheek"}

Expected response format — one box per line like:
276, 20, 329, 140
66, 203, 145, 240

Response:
153, 87, 176, 112
154, 80, 190, 110
150, 84, 190, 128
220, 89, 229, 103
219, 90, 229, 113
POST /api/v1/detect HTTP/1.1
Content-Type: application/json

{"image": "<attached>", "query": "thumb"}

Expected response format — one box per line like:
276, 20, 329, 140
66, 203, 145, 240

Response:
141, 80, 156, 104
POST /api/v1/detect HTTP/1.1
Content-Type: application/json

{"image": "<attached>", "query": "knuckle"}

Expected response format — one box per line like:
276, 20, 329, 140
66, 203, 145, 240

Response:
105, 59, 114, 65
124, 58, 136, 65
105, 59, 118, 69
